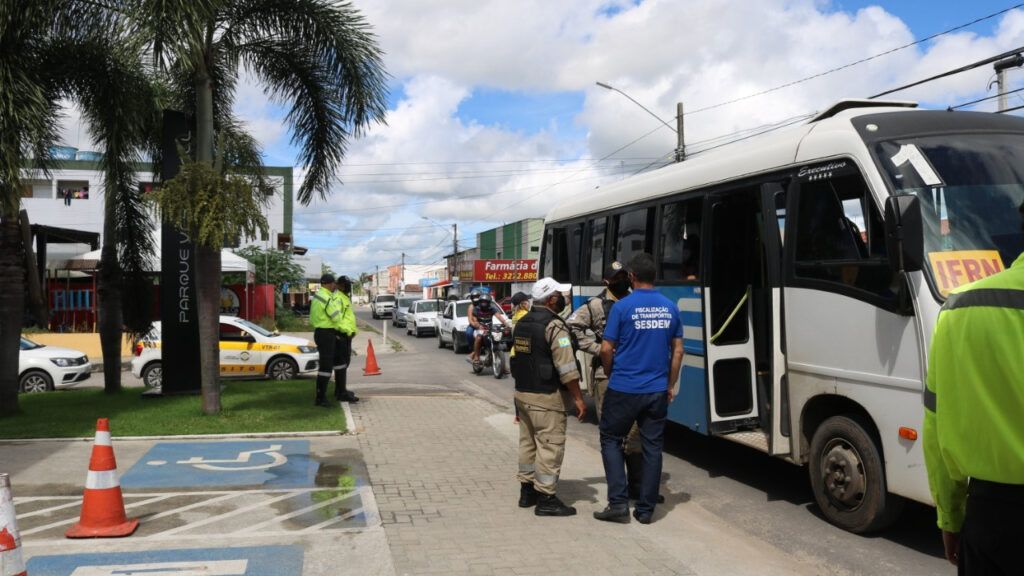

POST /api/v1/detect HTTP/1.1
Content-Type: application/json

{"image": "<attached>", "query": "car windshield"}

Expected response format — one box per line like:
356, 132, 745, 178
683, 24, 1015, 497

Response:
20, 337, 42, 350
455, 302, 470, 317
874, 133, 1024, 300
398, 298, 416, 309
234, 318, 274, 337
416, 300, 440, 313
377, 295, 396, 302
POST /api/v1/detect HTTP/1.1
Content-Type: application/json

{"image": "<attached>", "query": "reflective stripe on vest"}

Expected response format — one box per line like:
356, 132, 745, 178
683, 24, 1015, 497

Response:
943, 288, 1024, 311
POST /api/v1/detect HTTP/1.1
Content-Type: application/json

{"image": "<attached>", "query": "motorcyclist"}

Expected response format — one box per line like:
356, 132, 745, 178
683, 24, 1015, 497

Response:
468, 291, 510, 367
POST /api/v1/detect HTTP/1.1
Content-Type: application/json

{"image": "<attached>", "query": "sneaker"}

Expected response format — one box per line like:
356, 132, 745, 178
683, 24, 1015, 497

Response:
341, 391, 360, 403
518, 483, 538, 508
534, 494, 576, 516
633, 510, 653, 524
593, 505, 630, 524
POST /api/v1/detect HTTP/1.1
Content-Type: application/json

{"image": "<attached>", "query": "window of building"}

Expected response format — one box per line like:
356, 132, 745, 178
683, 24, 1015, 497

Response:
793, 169, 896, 301
659, 197, 702, 282
613, 207, 655, 266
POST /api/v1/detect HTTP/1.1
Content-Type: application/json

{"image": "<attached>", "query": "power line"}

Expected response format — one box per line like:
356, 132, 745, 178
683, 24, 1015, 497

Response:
871, 44, 1024, 98
686, 3, 1024, 116
949, 86, 1024, 109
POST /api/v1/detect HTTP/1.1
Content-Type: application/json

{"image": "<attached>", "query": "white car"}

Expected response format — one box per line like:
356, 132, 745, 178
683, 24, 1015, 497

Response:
436, 299, 472, 353
19, 337, 92, 393
406, 299, 442, 337
370, 294, 396, 319
131, 316, 319, 388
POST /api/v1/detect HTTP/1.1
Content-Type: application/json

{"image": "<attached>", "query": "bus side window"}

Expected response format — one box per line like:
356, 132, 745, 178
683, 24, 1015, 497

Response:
588, 217, 607, 282
659, 197, 702, 283
546, 226, 571, 281
793, 171, 897, 300
614, 207, 655, 265
568, 222, 585, 284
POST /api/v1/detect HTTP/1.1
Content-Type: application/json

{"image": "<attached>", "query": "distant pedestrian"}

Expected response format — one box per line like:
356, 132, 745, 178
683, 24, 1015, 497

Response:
63, 188, 72, 206
511, 277, 586, 516
593, 253, 683, 525
923, 239, 1024, 572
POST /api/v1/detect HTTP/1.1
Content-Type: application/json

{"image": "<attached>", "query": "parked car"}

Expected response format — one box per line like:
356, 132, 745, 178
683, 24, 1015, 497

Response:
131, 315, 319, 388
406, 299, 442, 337
436, 299, 472, 353
370, 294, 396, 319
391, 296, 418, 327
18, 336, 92, 393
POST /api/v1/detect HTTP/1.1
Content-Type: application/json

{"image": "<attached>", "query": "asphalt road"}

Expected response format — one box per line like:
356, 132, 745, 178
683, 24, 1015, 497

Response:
352, 306, 951, 576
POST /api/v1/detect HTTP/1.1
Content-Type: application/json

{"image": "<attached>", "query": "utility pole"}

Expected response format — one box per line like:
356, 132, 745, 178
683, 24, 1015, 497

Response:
400, 252, 405, 294
452, 223, 459, 287
994, 54, 1024, 112
675, 102, 686, 162
375, 264, 379, 297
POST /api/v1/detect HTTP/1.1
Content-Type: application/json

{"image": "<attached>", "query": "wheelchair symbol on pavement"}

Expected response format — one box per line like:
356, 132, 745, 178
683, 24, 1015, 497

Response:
147, 444, 288, 472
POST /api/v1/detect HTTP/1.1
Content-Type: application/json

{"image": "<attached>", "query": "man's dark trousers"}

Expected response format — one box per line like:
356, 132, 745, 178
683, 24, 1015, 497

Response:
958, 480, 1020, 575
313, 328, 337, 403
599, 388, 668, 517
333, 332, 351, 399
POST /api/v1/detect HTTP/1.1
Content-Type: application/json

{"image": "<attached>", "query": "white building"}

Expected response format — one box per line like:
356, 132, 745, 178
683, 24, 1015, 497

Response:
20, 150, 295, 268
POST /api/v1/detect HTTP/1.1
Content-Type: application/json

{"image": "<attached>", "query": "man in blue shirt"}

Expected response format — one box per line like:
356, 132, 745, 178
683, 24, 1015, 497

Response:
594, 253, 684, 524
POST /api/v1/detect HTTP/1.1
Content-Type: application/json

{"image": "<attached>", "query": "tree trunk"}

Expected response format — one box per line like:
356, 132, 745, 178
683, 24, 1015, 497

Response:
195, 59, 220, 414
97, 206, 123, 393
196, 243, 221, 414
0, 216, 25, 415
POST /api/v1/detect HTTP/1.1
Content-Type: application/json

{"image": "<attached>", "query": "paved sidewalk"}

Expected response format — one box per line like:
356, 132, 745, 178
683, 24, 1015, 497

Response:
351, 394, 814, 576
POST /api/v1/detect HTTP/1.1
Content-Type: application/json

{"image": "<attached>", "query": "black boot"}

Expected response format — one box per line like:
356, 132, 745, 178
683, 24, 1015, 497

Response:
626, 452, 665, 503
593, 505, 630, 523
518, 483, 538, 508
534, 494, 576, 516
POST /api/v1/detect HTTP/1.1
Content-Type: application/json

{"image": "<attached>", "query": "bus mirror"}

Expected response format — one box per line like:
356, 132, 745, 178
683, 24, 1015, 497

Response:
884, 195, 923, 273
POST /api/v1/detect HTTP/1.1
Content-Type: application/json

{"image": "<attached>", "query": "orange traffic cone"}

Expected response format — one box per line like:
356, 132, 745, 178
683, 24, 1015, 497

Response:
0, 473, 27, 576
363, 338, 382, 376
65, 418, 138, 538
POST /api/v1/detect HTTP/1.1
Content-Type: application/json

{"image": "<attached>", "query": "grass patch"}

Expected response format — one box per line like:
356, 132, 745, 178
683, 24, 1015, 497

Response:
0, 380, 344, 439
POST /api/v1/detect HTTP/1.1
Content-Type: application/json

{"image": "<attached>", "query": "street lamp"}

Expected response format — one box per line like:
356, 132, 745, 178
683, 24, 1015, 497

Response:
596, 81, 685, 162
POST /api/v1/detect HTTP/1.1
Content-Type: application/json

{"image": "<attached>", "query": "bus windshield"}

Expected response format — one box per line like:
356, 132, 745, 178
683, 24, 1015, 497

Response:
874, 133, 1024, 299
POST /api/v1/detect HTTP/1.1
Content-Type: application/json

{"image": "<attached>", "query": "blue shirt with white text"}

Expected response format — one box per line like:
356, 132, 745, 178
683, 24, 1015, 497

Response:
604, 288, 682, 394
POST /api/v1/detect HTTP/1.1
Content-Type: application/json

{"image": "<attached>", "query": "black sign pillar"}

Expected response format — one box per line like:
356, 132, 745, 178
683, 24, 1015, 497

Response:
157, 110, 201, 395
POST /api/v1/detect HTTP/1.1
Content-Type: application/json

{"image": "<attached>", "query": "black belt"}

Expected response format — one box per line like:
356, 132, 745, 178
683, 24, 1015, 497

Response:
969, 479, 1024, 503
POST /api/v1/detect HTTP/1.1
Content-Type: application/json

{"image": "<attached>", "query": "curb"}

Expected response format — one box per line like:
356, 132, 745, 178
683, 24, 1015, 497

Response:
90, 360, 132, 374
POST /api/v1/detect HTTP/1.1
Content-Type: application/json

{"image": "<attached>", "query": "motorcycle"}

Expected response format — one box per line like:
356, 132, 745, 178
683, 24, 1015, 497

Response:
472, 317, 512, 379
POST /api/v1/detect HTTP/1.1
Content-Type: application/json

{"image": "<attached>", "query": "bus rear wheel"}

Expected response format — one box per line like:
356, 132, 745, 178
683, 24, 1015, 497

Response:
808, 415, 903, 534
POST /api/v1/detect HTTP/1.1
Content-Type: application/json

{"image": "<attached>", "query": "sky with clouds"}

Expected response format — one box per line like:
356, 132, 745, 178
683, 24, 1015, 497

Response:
60, 0, 1024, 277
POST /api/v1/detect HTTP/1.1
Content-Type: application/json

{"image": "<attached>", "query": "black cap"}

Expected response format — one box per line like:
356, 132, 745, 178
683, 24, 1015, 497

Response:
320, 273, 336, 285
511, 292, 529, 306
603, 260, 627, 280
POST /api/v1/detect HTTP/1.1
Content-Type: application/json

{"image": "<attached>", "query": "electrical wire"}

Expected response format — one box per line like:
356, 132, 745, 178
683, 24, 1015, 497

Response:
948, 87, 1024, 109
871, 45, 1024, 98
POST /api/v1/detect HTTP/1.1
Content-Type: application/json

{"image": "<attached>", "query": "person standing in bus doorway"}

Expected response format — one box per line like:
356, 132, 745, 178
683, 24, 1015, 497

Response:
923, 232, 1024, 572
568, 261, 658, 502
594, 253, 683, 524
334, 276, 359, 403
511, 277, 587, 516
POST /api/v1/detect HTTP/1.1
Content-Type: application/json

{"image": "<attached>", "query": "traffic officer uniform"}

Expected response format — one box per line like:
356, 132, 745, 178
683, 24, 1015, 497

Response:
512, 280, 582, 517
333, 277, 359, 402
923, 251, 1024, 573
310, 275, 343, 407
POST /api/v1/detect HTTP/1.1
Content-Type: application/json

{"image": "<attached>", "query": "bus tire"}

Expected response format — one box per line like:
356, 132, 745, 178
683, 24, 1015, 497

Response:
808, 414, 903, 533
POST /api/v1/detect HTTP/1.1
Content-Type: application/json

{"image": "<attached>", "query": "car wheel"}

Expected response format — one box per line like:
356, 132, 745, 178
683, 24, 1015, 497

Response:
142, 362, 163, 388
808, 414, 904, 533
267, 357, 299, 380
19, 370, 53, 393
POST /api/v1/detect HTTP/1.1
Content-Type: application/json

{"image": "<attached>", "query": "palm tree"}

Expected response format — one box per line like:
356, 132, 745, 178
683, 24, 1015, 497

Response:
136, 0, 388, 413
0, 0, 157, 415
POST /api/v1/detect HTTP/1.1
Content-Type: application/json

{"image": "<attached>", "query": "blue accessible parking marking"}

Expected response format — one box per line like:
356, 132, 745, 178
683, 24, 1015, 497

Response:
26, 545, 302, 576
121, 440, 317, 489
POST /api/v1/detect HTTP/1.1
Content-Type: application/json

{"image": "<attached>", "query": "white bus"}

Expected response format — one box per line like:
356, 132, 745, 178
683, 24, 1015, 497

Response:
540, 100, 1024, 533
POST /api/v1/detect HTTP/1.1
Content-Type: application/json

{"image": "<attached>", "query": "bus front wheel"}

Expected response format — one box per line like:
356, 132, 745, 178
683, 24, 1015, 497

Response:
808, 415, 903, 534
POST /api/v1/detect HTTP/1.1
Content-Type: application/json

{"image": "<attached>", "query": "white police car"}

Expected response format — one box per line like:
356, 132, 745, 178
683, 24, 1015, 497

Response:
131, 316, 319, 387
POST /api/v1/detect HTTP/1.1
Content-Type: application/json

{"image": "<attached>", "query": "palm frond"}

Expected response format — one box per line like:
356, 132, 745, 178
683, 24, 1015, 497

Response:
221, 0, 388, 204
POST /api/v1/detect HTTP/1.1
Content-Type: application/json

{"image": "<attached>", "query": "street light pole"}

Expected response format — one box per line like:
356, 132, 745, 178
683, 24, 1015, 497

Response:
596, 81, 685, 162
